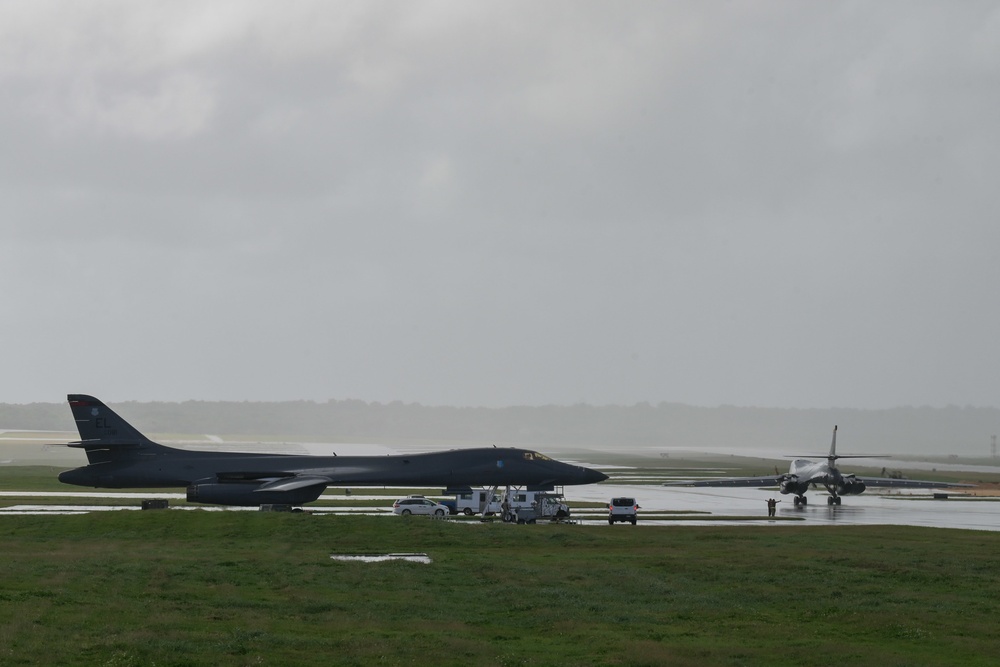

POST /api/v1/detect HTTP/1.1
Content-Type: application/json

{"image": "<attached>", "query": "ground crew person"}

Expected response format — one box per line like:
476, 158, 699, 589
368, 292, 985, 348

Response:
766, 497, 780, 517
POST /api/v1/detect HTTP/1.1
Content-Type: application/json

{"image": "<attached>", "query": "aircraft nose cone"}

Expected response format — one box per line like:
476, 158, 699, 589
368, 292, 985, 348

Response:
583, 467, 608, 484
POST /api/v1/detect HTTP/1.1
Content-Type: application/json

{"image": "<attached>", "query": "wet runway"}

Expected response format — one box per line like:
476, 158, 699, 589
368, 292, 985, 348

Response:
1, 486, 996, 531
568, 483, 1000, 531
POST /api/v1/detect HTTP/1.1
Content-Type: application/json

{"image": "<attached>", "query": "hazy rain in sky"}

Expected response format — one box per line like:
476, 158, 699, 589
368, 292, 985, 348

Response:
1, 1, 998, 409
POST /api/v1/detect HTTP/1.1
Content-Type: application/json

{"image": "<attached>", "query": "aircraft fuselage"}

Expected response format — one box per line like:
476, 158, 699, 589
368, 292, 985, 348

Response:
780, 458, 865, 500
58, 446, 604, 489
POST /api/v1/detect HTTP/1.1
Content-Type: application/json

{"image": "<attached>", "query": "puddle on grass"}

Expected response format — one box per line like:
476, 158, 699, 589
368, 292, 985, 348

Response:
330, 552, 432, 564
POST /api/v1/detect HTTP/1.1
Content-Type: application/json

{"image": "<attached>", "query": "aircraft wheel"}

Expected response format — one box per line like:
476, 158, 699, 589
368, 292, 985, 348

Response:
434, 509, 445, 516
401, 509, 412, 516
835, 497, 842, 506
801, 497, 807, 506
793, 497, 800, 507
827, 496, 834, 505
463, 508, 474, 516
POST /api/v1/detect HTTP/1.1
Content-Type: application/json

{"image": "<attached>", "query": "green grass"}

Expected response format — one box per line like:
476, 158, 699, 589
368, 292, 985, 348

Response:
0, 513, 998, 666
0, 466, 74, 491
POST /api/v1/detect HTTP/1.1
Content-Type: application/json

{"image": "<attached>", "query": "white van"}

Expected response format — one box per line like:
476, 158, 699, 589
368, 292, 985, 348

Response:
608, 497, 639, 525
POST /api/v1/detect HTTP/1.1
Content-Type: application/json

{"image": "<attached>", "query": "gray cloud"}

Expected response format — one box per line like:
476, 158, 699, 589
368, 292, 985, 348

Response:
2, 1, 999, 409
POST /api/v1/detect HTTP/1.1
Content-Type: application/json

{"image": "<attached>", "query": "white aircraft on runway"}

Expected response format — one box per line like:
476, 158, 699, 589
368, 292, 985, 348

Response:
671, 426, 971, 506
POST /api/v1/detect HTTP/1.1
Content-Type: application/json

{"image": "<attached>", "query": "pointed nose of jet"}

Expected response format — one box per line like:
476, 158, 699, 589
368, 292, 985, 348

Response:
581, 466, 608, 484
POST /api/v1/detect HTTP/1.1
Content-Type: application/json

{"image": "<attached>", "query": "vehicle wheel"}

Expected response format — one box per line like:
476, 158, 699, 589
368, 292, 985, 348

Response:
401, 509, 411, 516
630, 518, 637, 525
517, 518, 525, 525
463, 508, 474, 516
608, 519, 614, 525
434, 509, 445, 516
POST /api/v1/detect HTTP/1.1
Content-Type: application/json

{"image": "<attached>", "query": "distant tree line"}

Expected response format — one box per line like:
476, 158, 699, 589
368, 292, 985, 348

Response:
1, 399, 998, 455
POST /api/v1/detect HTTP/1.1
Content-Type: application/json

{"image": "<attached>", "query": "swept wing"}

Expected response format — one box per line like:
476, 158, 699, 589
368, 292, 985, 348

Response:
854, 477, 972, 489
253, 475, 333, 493
669, 475, 784, 488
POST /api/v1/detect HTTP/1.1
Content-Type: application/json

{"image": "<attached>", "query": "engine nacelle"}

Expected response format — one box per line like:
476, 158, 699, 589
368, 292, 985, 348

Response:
779, 476, 806, 496
839, 477, 867, 495
186, 481, 325, 506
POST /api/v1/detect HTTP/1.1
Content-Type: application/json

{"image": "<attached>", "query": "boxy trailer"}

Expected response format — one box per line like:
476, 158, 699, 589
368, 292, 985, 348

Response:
444, 486, 571, 522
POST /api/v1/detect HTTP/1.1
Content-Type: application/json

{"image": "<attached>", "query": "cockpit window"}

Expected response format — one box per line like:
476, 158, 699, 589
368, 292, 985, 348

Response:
523, 451, 552, 461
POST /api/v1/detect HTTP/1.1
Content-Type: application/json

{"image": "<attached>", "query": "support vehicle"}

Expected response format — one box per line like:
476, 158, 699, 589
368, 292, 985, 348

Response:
608, 497, 639, 525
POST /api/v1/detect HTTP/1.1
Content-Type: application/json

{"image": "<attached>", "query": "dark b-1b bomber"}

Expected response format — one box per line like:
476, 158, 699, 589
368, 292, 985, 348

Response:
57, 394, 607, 506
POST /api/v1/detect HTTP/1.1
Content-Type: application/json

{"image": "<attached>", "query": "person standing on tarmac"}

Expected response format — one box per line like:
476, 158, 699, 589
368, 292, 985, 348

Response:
766, 498, 780, 517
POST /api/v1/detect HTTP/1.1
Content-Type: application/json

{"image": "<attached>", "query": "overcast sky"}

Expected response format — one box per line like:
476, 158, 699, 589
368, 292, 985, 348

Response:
1, 1, 998, 409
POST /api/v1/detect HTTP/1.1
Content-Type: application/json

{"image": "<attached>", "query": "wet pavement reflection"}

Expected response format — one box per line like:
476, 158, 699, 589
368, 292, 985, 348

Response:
2, 484, 996, 531
568, 483, 1000, 531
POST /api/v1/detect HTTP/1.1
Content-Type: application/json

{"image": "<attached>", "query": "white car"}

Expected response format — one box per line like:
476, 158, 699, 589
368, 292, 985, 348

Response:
392, 497, 449, 516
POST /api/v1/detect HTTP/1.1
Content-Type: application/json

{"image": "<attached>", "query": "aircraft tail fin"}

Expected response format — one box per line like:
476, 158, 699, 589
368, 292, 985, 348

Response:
787, 425, 889, 461
68, 395, 150, 444
66, 394, 168, 463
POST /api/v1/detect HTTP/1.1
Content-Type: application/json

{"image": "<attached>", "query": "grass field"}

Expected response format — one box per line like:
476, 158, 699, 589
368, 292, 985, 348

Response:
1, 511, 999, 666
2, 457, 997, 666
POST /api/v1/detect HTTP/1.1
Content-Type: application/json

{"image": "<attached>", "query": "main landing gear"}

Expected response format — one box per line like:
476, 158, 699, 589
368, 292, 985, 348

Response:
793, 494, 843, 507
